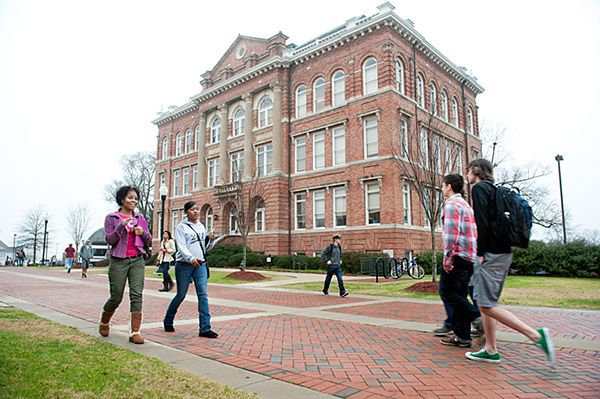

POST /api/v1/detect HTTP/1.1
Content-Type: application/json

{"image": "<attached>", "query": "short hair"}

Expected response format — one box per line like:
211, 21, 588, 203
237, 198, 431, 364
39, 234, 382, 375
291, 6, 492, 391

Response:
442, 174, 464, 195
183, 201, 197, 213
467, 158, 494, 183
115, 186, 141, 206
162, 230, 172, 240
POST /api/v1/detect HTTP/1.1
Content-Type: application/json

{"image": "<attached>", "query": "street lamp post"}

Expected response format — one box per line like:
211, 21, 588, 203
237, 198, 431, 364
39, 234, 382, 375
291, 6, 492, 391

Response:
159, 184, 169, 237
555, 155, 567, 244
42, 217, 48, 265
13, 234, 17, 264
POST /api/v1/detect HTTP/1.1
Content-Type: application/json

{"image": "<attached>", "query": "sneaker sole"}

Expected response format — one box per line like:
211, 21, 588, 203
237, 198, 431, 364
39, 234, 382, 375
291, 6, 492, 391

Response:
465, 352, 500, 364
434, 332, 453, 337
440, 339, 471, 348
540, 328, 556, 364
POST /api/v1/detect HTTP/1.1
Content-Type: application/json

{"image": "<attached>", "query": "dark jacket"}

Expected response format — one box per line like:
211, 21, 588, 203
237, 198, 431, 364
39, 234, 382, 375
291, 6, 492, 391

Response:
471, 181, 511, 256
321, 243, 342, 266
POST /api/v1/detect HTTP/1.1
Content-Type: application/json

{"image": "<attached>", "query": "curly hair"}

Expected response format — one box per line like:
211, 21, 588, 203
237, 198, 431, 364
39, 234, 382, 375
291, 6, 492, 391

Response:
115, 186, 141, 207
467, 158, 494, 183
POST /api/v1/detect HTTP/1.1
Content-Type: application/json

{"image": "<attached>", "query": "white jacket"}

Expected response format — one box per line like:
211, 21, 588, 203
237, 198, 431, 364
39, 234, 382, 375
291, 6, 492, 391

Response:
157, 239, 176, 263
175, 218, 214, 264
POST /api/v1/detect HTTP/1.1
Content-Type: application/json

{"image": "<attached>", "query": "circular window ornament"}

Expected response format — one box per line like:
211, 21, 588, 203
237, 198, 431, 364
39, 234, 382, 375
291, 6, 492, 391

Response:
236, 45, 246, 59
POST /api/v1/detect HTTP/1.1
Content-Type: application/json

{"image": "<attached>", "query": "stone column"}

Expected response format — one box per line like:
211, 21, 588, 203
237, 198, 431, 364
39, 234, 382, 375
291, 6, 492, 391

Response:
218, 104, 229, 184
242, 93, 254, 179
196, 113, 207, 187
271, 82, 283, 172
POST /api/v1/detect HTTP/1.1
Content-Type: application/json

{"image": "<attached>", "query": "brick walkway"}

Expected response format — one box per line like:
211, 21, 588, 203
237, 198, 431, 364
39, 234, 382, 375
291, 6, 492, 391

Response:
1, 267, 599, 399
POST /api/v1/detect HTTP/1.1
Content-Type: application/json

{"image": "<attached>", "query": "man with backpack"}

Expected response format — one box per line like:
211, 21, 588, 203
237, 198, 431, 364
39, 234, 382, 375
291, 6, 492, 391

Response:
321, 235, 348, 297
464, 158, 554, 364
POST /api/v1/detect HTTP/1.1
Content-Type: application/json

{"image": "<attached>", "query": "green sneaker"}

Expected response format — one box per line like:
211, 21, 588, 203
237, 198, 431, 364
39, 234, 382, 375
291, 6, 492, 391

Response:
465, 348, 501, 364
536, 328, 555, 364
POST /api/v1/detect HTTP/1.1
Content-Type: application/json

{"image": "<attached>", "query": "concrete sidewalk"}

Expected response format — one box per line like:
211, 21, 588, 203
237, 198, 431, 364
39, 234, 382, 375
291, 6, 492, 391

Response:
1, 267, 598, 399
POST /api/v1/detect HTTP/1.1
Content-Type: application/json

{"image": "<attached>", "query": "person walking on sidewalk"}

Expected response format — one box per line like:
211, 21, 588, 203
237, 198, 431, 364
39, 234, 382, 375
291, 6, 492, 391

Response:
438, 174, 482, 348
98, 186, 152, 345
321, 234, 348, 297
163, 201, 217, 338
465, 159, 555, 364
64, 244, 75, 273
80, 240, 93, 278
157, 231, 175, 292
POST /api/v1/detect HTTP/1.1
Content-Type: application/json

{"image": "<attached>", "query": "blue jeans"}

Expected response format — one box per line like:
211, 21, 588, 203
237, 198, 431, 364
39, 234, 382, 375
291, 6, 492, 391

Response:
323, 265, 346, 295
164, 261, 211, 333
65, 258, 73, 269
160, 262, 173, 283
439, 257, 480, 341
81, 258, 90, 269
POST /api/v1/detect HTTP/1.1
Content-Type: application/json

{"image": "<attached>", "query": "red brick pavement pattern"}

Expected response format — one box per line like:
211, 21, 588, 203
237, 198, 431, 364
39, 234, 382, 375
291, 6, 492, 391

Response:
144, 314, 600, 399
328, 302, 600, 342
208, 285, 369, 308
0, 270, 257, 325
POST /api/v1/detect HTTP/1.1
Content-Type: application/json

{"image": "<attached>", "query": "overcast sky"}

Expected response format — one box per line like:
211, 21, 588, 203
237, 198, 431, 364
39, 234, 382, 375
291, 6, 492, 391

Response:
1, 0, 599, 256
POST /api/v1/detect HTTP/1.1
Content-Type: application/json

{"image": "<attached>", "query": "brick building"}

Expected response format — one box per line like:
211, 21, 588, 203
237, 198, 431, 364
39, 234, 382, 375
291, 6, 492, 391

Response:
151, 2, 484, 258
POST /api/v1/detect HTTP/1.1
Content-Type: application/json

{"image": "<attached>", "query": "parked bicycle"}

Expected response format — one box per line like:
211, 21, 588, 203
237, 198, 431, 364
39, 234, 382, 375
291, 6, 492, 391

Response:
390, 255, 425, 279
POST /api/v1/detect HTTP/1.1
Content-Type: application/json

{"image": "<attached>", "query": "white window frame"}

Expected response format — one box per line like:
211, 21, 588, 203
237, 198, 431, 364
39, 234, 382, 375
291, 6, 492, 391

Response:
313, 190, 325, 229
313, 131, 325, 170
364, 116, 378, 159
258, 97, 273, 128
365, 182, 380, 225
403, 183, 411, 225
363, 57, 378, 95
295, 137, 306, 173
176, 133, 182, 156
233, 108, 245, 137
162, 137, 168, 160
295, 193, 306, 230
205, 207, 213, 232
468, 107, 474, 135
313, 78, 325, 113
452, 98, 459, 127
182, 167, 189, 195
195, 125, 199, 151
441, 90, 448, 122
333, 187, 346, 227
192, 165, 198, 190
429, 83, 437, 115
433, 135, 441, 173
230, 152, 244, 182
210, 117, 221, 144
255, 200, 265, 232
332, 71, 345, 107
229, 206, 238, 235
420, 128, 428, 167
207, 158, 219, 187
424, 188, 431, 227
295, 85, 307, 118
172, 210, 179, 231
456, 146, 463, 173
416, 74, 424, 107
395, 58, 404, 94
400, 119, 408, 159
256, 143, 273, 177
445, 141, 452, 174
185, 129, 192, 153
332, 125, 345, 166
173, 170, 180, 196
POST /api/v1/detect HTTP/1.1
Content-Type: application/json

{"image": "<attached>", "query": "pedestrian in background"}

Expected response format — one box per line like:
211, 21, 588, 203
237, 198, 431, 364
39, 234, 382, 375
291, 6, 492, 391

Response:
64, 244, 75, 273
80, 240, 93, 278
157, 230, 176, 292
321, 234, 348, 297
98, 185, 152, 344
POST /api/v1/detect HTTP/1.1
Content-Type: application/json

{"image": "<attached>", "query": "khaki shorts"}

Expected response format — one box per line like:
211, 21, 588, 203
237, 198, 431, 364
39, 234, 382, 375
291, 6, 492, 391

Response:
472, 252, 512, 308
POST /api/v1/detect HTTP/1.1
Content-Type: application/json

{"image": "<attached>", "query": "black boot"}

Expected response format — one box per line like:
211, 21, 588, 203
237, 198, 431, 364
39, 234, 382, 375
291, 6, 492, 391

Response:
159, 281, 168, 292
167, 280, 174, 291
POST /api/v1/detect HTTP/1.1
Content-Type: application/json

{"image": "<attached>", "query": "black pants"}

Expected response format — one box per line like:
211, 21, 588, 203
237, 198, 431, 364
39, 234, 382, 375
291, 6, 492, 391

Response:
439, 256, 480, 341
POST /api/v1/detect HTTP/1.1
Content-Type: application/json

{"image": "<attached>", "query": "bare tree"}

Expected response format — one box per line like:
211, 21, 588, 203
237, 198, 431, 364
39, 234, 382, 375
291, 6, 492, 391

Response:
104, 151, 155, 231
66, 203, 92, 256
392, 111, 463, 282
17, 205, 50, 264
215, 172, 267, 272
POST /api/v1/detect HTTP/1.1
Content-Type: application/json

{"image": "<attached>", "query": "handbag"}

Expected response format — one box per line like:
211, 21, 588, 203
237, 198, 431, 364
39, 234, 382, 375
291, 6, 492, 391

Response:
184, 224, 210, 279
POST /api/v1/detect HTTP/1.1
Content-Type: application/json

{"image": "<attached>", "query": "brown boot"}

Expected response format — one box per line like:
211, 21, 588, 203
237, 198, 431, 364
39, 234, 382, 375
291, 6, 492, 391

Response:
129, 312, 144, 344
99, 310, 114, 337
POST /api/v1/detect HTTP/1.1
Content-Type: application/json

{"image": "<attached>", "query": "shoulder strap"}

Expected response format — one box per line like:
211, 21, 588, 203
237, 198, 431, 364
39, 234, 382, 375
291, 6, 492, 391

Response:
184, 223, 207, 260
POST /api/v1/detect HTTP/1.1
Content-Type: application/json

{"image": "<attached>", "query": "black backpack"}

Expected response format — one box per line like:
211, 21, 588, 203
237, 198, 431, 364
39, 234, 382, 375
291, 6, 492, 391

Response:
485, 181, 533, 249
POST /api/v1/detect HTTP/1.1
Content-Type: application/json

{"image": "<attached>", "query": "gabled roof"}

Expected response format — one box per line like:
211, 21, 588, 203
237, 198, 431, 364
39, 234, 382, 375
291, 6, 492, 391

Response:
206, 34, 271, 78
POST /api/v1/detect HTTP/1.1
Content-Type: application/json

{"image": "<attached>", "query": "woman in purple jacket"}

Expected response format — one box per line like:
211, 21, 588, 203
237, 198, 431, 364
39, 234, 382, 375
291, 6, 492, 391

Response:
98, 186, 152, 344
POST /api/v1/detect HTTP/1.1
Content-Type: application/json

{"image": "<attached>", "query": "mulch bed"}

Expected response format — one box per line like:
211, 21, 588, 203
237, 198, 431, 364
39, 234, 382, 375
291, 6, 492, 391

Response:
403, 281, 439, 294
226, 271, 267, 281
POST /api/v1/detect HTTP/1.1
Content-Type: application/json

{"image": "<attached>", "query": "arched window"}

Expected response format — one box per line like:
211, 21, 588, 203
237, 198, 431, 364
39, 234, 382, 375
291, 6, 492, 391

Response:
229, 205, 238, 234
162, 137, 168, 160
313, 78, 325, 113
194, 125, 199, 150
363, 57, 378, 95
205, 206, 213, 232
441, 90, 448, 122
210, 117, 221, 144
185, 129, 192, 153
258, 97, 273, 128
416, 74, 424, 107
429, 83, 437, 115
295, 85, 307, 118
332, 70, 345, 106
395, 58, 404, 94
255, 199, 265, 232
176, 132, 182, 156
468, 107, 474, 135
233, 108, 245, 137
452, 98, 459, 127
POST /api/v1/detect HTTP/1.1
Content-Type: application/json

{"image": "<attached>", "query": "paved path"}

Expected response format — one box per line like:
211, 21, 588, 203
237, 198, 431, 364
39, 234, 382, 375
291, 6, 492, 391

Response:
1, 267, 599, 399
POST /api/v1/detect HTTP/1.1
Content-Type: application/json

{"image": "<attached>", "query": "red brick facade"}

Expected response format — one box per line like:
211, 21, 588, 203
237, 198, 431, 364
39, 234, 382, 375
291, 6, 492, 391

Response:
152, 3, 483, 258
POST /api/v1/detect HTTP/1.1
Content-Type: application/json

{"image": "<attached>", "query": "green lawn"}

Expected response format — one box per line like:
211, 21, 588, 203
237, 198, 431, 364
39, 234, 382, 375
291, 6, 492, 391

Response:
0, 307, 258, 399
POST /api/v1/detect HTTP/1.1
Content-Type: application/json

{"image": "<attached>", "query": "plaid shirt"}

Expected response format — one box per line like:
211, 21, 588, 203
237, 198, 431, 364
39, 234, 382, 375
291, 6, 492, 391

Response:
442, 194, 478, 265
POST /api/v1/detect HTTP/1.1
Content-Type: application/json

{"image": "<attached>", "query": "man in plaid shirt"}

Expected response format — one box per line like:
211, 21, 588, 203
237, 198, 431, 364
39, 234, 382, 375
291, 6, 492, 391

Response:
438, 174, 482, 348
